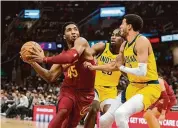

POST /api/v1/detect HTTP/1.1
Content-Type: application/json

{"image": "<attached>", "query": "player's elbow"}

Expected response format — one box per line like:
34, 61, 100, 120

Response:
137, 63, 147, 76
45, 78, 54, 83
142, 69, 147, 76
65, 49, 79, 63
48, 77, 57, 83
45, 74, 58, 83
136, 70, 147, 76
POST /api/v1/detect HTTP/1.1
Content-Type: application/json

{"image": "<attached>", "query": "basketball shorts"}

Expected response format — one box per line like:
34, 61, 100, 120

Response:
126, 81, 161, 110
58, 86, 94, 127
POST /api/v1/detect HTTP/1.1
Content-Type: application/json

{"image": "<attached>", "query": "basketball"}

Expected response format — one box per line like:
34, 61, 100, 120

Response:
20, 41, 43, 62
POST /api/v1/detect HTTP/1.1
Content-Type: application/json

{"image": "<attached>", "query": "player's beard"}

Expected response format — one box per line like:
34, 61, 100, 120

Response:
121, 28, 128, 39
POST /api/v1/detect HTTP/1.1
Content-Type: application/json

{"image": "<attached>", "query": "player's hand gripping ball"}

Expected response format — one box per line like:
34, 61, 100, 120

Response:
20, 41, 44, 63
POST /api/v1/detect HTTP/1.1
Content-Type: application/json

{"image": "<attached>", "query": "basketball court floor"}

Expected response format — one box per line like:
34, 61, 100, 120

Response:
1, 116, 84, 128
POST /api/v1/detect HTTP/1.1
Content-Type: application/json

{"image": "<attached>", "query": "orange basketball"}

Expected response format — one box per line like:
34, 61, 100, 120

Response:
20, 41, 43, 62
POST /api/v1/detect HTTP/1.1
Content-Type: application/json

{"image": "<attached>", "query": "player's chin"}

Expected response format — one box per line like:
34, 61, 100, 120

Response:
70, 38, 76, 43
71, 37, 78, 41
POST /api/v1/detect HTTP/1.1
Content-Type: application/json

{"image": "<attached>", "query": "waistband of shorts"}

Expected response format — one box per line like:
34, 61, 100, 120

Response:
129, 80, 159, 84
95, 85, 117, 88
103, 86, 116, 88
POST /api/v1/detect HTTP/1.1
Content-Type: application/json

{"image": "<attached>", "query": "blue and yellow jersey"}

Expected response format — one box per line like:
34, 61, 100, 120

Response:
95, 43, 121, 86
123, 34, 158, 83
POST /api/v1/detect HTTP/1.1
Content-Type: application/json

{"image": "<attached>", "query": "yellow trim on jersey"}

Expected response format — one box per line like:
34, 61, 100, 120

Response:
95, 43, 121, 87
124, 34, 158, 83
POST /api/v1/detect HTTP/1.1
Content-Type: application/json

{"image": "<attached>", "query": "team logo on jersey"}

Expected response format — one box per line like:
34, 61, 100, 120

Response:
100, 55, 112, 64
80, 106, 90, 116
125, 55, 137, 63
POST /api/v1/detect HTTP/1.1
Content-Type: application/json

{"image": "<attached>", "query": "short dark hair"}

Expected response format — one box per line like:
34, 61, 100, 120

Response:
61, 21, 79, 35
61, 22, 79, 50
124, 14, 143, 32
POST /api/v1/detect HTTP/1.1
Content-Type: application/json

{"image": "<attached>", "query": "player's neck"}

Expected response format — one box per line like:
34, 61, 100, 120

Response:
127, 31, 139, 44
66, 42, 73, 49
110, 44, 120, 54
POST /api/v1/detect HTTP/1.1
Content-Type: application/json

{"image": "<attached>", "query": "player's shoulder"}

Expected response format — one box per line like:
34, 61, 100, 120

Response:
75, 37, 88, 42
136, 35, 150, 47
92, 41, 106, 49
74, 37, 89, 47
96, 41, 106, 46
137, 35, 150, 44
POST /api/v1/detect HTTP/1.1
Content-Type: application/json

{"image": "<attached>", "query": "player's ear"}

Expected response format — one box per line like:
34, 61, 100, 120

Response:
63, 35, 66, 40
128, 24, 132, 30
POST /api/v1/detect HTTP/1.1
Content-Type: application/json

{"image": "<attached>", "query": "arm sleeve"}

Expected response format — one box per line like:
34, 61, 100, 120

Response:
119, 63, 147, 76
43, 49, 79, 64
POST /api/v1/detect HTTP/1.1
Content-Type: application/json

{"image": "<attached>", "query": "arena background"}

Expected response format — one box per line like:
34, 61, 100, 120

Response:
1, 1, 178, 128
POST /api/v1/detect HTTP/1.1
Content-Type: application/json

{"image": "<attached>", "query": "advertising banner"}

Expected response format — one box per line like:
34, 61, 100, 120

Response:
33, 105, 56, 122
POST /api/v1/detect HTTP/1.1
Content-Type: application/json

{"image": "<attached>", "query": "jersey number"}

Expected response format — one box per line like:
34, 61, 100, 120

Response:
68, 65, 78, 78
102, 71, 112, 75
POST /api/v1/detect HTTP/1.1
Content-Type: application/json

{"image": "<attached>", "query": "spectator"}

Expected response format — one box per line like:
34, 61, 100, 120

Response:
1, 92, 20, 118
16, 91, 29, 119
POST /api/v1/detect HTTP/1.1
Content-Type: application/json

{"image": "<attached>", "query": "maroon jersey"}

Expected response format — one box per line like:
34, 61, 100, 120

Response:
163, 80, 177, 109
62, 57, 96, 91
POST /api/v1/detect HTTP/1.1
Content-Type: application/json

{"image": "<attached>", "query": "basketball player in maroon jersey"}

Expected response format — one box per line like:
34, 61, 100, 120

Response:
21, 22, 96, 128
144, 77, 177, 128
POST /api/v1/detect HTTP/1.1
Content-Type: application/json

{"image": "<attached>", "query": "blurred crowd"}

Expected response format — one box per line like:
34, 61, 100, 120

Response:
1, 75, 61, 120
2, 1, 178, 44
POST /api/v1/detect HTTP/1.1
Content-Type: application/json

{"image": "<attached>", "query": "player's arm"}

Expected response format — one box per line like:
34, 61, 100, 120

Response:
28, 37, 88, 64
115, 41, 126, 68
166, 81, 177, 110
30, 62, 62, 83
118, 37, 149, 76
157, 78, 170, 120
90, 42, 106, 56
85, 60, 118, 72
85, 42, 126, 72
158, 78, 171, 116
43, 37, 88, 64
158, 78, 169, 114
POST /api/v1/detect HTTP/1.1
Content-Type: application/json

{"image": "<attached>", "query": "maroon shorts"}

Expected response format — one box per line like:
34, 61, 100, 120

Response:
58, 87, 94, 127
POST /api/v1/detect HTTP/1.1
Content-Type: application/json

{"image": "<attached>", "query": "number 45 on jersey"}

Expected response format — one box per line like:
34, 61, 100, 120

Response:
68, 65, 78, 78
